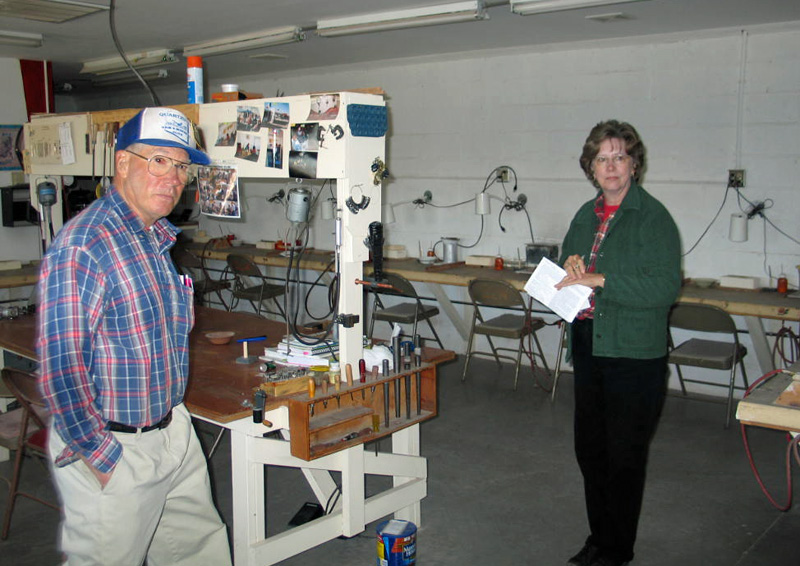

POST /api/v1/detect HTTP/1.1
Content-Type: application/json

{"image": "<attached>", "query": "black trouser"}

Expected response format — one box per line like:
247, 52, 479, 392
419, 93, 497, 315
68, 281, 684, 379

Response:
571, 318, 667, 562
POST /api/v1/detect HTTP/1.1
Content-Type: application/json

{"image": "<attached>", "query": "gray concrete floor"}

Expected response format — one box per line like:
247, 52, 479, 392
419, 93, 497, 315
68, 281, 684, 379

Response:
1, 357, 798, 565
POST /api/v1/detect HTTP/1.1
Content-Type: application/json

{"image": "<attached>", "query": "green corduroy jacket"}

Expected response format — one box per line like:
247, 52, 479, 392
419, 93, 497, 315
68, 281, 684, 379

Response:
560, 180, 682, 359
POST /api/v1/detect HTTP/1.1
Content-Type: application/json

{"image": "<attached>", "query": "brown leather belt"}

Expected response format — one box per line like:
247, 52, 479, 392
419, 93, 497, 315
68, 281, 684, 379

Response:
107, 409, 173, 434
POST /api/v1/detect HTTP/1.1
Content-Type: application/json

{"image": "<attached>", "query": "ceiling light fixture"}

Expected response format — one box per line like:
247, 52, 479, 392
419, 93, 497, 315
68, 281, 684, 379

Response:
0, 0, 108, 23
183, 26, 305, 58
0, 29, 43, 47
92, 69, 169, 87
80, 49, 177, 75
316, 1, 487, 38
510, 0, 650, 16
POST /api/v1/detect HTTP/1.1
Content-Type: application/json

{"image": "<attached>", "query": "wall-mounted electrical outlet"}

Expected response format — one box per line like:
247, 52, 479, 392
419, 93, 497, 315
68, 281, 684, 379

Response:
728, 169, 746, 188
497, 167, 510, 183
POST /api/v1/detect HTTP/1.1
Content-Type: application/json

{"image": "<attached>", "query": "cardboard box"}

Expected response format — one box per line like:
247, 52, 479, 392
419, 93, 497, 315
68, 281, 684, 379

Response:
211, 90, 263, 102
719, 275, 759, 290
465, 255, 495, 267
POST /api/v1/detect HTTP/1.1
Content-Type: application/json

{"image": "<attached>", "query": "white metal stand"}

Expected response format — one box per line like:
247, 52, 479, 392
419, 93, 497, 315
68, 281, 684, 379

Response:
221, 410, 426, 566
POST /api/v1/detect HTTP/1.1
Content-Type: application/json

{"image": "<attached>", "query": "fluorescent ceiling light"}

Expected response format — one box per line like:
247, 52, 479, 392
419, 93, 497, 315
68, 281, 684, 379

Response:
0, 29, 43, 47
93, 69, 169, 87
0, 0, 109, 23
80, 49, 177, 75
183, 26, 305, 57
510, 0, 650, 15
317, 1, 487, 38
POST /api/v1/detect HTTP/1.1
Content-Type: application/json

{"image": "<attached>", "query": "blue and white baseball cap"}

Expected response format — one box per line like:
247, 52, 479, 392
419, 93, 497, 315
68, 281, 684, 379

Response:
116, 107, 210, 165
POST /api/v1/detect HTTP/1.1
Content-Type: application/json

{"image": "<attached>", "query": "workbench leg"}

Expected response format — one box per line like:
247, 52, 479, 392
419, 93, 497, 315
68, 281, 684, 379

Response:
230, 430, 265, 566
745, 316, 775, 374
426, 283, 469, 341
341, 445, 366, 537
391, 424, 422, 526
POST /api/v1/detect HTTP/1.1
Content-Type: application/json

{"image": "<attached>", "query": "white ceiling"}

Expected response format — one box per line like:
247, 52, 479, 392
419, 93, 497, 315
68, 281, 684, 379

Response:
1, 0, 799, 96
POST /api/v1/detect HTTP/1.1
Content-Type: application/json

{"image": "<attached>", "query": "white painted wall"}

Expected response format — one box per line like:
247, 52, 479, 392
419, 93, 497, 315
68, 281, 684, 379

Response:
56, 24, 800, 393
0, 58, 42, 303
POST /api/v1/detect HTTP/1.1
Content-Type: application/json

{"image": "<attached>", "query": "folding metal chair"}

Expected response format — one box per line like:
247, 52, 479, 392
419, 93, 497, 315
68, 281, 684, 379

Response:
226, 253, 286, 320
367, 272, 444, 349
668, 303, 749, 428
172, 241, 230, 309
461, 278, 549, 390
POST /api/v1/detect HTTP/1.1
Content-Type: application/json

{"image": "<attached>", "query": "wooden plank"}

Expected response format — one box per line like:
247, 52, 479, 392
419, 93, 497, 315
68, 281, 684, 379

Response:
736, 372, 800, 432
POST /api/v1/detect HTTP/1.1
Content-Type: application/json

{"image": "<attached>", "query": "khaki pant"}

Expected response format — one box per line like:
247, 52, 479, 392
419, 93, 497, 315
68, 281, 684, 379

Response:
49, 404, 232, 566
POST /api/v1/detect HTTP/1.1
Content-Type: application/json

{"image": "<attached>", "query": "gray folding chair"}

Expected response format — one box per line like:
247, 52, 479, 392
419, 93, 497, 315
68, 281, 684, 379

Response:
367, 272, 444, 349
668, 303, 749, 428
226, 253, 286, 320
461, 278, 549, 390
172, 242, 230, 310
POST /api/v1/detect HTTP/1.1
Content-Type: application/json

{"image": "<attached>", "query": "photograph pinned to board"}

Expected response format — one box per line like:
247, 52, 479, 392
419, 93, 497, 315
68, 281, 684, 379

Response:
198, 165, 241, 219
261, 101, 290, 129
236, 105, 261, 132
290, 122, 320, 152
234, 131, 261, 163
307, 94, 340, 121
288, 151, 318, 179
215, 122, 236, 147
266, 128, 284, 170
0, 125, 22, 170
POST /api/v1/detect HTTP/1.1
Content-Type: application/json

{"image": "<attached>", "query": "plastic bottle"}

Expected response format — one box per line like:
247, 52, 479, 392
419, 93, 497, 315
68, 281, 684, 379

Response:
777, 275, 788, 294
186, 56, 204, 103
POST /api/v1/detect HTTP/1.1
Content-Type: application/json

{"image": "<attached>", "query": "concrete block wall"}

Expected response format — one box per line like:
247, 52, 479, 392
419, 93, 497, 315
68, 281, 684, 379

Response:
56, 24, 800, 392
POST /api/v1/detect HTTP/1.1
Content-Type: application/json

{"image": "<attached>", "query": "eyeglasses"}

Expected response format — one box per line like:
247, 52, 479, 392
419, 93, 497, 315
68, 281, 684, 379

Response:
593, 154, 630, 167
125, 150, 196, 184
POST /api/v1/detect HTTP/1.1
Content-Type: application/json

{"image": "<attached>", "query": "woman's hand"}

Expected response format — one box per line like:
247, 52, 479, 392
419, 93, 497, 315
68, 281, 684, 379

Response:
556, 254, 605, 290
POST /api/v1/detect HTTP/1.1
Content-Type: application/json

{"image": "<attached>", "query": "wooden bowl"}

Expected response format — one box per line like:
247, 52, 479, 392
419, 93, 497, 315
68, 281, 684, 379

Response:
205, 331, 235, 345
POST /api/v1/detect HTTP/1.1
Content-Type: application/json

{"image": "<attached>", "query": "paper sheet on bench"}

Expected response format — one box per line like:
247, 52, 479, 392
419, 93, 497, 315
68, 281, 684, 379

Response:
523, 257, 592, 323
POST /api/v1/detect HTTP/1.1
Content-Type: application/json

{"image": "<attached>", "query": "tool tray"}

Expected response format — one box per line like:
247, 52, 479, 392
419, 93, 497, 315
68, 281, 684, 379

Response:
284, 362, 438, 460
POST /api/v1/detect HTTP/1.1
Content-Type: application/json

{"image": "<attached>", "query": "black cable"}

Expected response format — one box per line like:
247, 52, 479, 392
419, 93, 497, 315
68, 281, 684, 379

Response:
682, 184, 732, 256
109, 0, 160, 106
303, 258, 337, 320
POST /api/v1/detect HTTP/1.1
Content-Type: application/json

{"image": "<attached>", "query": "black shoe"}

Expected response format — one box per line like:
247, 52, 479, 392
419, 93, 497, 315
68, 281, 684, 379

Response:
567, 543, 601, 566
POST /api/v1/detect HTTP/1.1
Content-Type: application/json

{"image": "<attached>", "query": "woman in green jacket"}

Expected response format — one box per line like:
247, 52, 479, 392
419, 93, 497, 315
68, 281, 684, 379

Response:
556, 120, 681, 566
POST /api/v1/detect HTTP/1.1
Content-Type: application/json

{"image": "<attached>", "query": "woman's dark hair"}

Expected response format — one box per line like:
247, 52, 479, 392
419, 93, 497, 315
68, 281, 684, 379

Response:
579, 120, 646, 189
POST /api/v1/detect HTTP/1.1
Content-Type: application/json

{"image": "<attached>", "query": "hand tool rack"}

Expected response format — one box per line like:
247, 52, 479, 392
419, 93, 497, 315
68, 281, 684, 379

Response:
280, 361, 437, 461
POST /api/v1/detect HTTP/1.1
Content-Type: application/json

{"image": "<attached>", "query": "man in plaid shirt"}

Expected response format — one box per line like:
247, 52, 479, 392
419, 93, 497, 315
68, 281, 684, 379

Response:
37, 108, 231, 566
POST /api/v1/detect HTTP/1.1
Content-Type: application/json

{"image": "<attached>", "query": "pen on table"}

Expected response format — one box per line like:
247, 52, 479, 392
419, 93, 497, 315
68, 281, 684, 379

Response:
237, 336, 267, 343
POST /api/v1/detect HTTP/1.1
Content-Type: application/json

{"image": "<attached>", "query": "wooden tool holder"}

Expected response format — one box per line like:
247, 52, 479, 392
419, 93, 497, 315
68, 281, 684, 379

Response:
286, 361, 437, 460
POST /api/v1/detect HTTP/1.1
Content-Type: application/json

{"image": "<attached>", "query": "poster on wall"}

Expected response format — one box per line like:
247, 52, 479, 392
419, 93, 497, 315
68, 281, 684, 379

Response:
261, 101, 290, 129
215, 122, 236, 147
198, 165, 241, 219
236, 106, 261, 132
234, 131, 261, 163
0, 125, 22, 170
266, 128, 284, 170
307, 94, 340, 121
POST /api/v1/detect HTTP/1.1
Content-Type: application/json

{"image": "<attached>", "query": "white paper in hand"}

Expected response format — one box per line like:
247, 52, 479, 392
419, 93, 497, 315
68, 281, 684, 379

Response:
523, 257, 593, 323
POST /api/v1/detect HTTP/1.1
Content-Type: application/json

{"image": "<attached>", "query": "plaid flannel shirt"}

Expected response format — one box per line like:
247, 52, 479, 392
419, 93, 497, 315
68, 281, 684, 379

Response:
37, 187, 193, 473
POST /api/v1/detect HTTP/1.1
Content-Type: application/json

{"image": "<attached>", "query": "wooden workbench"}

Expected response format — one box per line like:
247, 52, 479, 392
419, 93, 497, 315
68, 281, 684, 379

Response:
736, 362, 800, 432
195, 243, 800, 373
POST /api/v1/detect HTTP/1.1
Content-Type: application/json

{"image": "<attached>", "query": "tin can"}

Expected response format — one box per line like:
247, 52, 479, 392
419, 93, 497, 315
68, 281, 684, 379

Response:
377, 519, 416, 566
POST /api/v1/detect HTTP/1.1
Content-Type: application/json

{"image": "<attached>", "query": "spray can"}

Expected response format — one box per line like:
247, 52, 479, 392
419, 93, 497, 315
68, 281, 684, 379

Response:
187, 56, 204, 103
